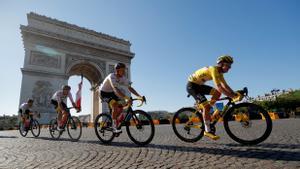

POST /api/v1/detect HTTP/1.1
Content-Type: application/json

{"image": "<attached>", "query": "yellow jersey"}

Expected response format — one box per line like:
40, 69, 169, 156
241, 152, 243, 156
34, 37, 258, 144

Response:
188, 66, 226, 86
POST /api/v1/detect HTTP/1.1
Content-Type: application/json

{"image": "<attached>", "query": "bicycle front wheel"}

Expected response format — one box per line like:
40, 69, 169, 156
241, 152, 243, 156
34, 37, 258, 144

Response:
94, 113, 114, 144
126, 110, 155, 146
49, 119, 61, 139
223, 102, 272, 145
31, 119, 40, 137
172, 107, 204, 143
67, 116, 82, 141
19, 121, 28, 137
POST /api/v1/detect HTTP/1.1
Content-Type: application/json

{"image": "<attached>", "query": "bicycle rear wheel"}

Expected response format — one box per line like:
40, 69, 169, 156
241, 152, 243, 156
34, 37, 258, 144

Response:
172, 107, 204, 142
31, 119, 40, 137
223, 102, 272, 145
126, 110, 155, 146
67, 116, 82, 141
19, 121, 28, 137
49, 119, 61, 139
94, 113, 114, 144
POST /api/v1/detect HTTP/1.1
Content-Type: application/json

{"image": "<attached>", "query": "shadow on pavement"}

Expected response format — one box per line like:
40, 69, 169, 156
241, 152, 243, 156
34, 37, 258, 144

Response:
0, 135, 18, 138
81, 140, 300, 162
225, 143, 300, 150
33, 136, 80, 142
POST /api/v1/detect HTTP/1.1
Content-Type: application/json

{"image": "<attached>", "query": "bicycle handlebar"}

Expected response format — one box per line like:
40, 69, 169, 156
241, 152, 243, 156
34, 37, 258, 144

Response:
61, 107, 81, 113
23, 111, 40, 119
134, 96, 146, 107
123, 96, 146, 109
218, 87, 248, 101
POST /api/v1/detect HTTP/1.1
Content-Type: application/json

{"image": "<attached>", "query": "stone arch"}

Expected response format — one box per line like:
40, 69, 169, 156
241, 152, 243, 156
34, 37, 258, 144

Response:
19, 13, 134, 124
65, 59, 104, 86
66, 60, 105, 121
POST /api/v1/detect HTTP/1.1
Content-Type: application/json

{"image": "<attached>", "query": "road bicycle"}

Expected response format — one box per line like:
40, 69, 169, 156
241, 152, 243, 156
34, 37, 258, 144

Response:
94, 96, 155, 146
19, 111, 40, 137
172, 87, 272, 145
49, 107, 82, 141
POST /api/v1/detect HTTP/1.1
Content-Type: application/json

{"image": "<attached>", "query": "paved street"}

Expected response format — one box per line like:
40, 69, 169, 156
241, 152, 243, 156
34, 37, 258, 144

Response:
0, 119, 299, 169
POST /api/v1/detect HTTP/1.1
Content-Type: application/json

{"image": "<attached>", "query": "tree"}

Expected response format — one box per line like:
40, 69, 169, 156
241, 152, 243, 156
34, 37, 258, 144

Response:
254, 90, 300, 117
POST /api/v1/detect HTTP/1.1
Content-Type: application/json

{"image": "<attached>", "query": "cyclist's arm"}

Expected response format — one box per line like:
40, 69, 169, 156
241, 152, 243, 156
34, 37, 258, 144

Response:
219, 82, 236, 98
211, 67, 235, 98
215, 84, 233, 97
56, 98, 66, 111
115, 87, 126, 98
128, 86, 141, 97
109, 79, 127, 99
58, 101, 65, 111
109, 75, 129, 99
68, 92, 77, 108
53, 92, 63, 110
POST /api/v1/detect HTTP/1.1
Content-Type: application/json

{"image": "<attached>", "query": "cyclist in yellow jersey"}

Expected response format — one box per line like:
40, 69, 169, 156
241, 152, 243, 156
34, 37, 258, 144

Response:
187, 55, 243, 140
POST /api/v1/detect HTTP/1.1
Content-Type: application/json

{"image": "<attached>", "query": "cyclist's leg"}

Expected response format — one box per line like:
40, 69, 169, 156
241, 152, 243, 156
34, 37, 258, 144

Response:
60, 102, 68, 128
187, 83, 220, 140
187, 82, 211, 120
24, 110, 30, 129
19, 109, 24, 124
200, 85, 220, 140
209, 88, 221, 106
109, 100, 123, 129
209, 88, 222, 120
19, 109, 27, 130
102, 91, 122, 133
50, 100, 61, 129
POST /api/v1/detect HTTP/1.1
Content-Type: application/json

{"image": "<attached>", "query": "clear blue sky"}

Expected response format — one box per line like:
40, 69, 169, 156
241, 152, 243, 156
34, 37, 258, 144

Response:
0, 0, 299, 116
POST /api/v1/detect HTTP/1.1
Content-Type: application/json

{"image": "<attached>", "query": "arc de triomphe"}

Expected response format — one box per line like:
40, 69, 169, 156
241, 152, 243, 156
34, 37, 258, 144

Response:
19, 13, 134, 124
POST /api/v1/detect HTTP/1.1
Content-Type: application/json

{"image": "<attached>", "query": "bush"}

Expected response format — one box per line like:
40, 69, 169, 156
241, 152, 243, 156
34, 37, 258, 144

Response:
0, 115, 18, 130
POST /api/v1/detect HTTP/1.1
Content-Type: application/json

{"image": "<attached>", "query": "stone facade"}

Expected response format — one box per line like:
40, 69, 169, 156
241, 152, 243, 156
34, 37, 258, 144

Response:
20, 12, 134, 124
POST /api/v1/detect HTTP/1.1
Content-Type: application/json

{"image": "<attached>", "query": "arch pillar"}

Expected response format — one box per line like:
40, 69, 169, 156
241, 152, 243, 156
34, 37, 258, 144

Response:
91, 86, 100, 123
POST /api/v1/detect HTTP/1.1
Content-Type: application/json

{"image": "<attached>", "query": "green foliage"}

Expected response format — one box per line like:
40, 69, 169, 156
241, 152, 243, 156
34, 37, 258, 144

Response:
277, 90, 300, 109
254, 90, 300, 112
0, 115, 18, 130
148, 111, 173, 120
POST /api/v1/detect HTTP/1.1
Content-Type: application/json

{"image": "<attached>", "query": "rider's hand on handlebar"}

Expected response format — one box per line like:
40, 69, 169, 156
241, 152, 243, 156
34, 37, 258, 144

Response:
76, 107, 81, 113
72, 103, 80, 113
138, 96, 146, 102
232, 91, 243, 103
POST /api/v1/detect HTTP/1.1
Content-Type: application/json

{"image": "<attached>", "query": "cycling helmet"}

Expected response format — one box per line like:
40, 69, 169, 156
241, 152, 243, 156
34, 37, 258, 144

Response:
217, 55, 234, 64
27, 98, 34, 103
114, 63, 126, 70
62, 85, 71, 90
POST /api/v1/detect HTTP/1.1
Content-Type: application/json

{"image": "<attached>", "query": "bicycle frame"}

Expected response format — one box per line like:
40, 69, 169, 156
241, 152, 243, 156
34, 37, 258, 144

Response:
60, 107, 75, 129
95, 96, 154, 145
205, 87, 248, 126
172, 87, 272, 145
115, 98, 146, 129
21, 112, 37, 126
19, 112, 40, 137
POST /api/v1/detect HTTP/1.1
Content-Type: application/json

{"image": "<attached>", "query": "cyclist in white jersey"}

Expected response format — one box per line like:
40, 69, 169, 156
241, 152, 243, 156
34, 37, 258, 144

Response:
19, 98, 34, 131
51, 85, 79, 130
99, 63, 144, 133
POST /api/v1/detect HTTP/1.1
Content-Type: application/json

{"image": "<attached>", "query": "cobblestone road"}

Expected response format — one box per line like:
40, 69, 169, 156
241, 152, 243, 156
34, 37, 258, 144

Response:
0, 119, 299, 169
